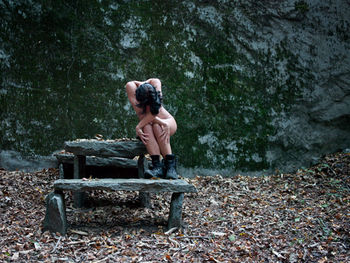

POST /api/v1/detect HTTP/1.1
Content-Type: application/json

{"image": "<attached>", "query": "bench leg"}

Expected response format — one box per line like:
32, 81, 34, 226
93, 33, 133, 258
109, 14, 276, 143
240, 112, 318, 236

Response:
59, 163, 64, 179
74, 155, 86, 208
138, 155, 151, 208
43, 191, 68, 235
168, 193, 184, 229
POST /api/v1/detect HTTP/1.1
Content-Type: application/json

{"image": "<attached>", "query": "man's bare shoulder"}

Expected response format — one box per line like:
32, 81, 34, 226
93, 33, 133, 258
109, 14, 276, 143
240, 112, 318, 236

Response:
125, 82, 138, 107
126, 82, 136, 93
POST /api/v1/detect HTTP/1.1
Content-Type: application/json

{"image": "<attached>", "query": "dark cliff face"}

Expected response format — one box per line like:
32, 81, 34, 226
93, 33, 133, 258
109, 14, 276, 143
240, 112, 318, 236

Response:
1, 0, 349, 173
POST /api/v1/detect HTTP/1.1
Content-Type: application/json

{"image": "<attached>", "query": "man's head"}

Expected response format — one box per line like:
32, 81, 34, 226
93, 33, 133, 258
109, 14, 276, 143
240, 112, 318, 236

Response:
135, 83, 162, 115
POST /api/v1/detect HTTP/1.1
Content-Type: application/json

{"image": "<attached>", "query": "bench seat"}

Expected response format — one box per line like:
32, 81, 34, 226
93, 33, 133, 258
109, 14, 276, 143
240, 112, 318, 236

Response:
44, 178, 197, 235
54, 178, 197, 193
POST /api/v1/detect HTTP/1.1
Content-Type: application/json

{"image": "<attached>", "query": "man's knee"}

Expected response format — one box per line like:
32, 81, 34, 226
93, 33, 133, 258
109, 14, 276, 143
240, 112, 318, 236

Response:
152, 123, 162, 136
143, 124, 153, 133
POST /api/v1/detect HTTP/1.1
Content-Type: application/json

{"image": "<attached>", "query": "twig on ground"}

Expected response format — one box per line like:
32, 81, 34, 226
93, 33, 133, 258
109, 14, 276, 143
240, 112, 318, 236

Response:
93, 256, 110, 263
168, 236, 180, 248
51, 236, 62, 253
174, 235, 210, 240
165, 227, 178, 235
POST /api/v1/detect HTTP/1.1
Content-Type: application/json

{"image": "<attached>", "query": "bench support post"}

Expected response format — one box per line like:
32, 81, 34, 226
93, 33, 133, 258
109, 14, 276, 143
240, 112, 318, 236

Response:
168, 192, 184, 229
58, 163, 64, 179
43, 191, 67, 235
73, 155, 86, 208
138, 155, 151, 208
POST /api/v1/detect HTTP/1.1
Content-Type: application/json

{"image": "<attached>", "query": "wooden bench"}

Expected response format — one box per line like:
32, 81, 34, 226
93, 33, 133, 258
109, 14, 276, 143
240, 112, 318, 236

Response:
43, 139, 197, 235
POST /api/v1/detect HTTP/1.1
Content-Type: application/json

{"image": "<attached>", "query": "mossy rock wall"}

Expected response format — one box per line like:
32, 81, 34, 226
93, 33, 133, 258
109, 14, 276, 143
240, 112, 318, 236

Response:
1, 1, 349, 173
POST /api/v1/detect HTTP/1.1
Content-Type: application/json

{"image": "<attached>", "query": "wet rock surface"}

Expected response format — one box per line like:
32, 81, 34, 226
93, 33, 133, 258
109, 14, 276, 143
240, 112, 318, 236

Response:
0, 1, 349, 173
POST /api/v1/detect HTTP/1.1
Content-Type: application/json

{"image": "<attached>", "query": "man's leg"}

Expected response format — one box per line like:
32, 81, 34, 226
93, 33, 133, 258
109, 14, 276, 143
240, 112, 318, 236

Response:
142, 124, 161, 155
152, 123, 172, 156
152, 123, 179, 179
142, 124, 164, 178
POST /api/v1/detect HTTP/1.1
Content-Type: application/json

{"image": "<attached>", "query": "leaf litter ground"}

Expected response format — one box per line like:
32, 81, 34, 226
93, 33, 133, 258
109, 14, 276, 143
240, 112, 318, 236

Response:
0, 152, 349, 262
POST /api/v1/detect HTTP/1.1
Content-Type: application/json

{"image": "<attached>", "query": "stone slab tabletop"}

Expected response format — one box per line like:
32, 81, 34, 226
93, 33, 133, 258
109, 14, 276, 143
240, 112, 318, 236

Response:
54, 178, 197, 193
64, 139, 147, 158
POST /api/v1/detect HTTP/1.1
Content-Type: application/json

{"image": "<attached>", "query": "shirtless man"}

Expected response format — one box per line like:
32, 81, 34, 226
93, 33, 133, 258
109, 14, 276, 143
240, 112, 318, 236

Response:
125, 78, 178, 179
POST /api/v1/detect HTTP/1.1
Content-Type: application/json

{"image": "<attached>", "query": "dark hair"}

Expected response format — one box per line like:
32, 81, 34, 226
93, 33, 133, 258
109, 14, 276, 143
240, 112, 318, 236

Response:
135, 83, 162, 115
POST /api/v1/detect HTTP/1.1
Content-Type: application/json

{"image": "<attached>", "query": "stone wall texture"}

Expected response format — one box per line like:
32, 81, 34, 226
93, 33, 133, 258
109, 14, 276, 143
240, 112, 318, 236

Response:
1, 0, 349, 174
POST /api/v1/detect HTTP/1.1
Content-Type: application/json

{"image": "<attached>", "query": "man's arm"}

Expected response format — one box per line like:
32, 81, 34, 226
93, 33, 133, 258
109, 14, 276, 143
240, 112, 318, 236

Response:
125, 80, 150, 109
146, 78, 162, 94
136, 112, 155, 131
153, 117, 170, 144
133, 80, 145, 86
136, 112, 171, 145
125, 81, 138, 106
126, 79, 159, 103
135, 112, 156, 144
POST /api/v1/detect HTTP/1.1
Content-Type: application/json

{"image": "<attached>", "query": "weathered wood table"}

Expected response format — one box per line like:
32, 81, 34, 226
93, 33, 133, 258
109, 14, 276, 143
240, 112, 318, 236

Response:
43, 139, 197, 235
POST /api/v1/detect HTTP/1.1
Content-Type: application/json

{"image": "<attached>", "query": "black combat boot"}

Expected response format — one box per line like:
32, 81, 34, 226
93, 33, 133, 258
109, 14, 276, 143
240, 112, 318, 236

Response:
145, 155, 164, 178
164, 154, 179, 179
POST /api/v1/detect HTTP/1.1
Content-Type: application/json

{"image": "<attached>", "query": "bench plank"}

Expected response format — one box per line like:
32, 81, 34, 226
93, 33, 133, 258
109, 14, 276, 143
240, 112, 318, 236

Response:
64, 140, 147, 158
55, 153, 138, 168
54, 178, 197, 193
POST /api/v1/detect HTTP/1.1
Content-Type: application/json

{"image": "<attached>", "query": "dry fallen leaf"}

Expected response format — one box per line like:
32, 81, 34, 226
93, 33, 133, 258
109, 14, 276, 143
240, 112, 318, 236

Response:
0, 152, 349, 262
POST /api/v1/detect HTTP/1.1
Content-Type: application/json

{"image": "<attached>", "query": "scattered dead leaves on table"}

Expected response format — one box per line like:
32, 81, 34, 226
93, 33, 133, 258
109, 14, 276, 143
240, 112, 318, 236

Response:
0, 152, 349, 262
